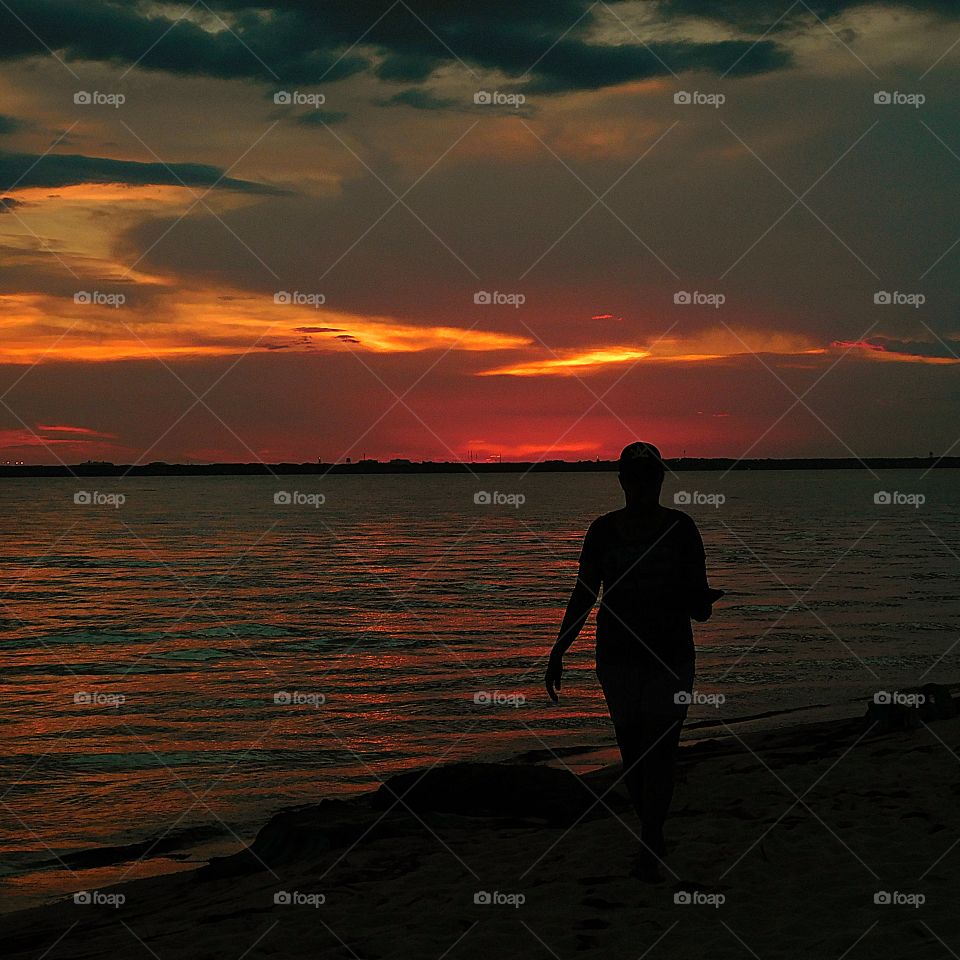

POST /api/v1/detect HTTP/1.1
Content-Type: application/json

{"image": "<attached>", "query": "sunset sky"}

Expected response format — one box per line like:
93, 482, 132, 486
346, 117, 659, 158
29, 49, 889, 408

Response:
1, 0, 959, 463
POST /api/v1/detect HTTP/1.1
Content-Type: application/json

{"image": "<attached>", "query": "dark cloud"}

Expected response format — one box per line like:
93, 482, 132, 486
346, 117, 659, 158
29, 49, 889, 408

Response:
0, 114, 25, 135
0, 0, 792, 94
0, 151, 287, 194
0, 1, 367, 84
0, 196, 24, 213
379, 88, 459, 110
521, 38, 788, 93
375, 53, 442, 83
654, 0, 960, 32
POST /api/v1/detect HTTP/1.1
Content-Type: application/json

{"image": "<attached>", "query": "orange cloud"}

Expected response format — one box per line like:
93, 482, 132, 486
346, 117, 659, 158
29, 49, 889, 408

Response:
479, 329, 827, 377
0, 288, 531, 363
479, 346, 651, 376
831, 339, 959, 364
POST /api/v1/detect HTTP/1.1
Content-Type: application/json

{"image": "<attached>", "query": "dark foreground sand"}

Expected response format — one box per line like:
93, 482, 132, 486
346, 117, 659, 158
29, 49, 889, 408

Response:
6, 704, 960, 960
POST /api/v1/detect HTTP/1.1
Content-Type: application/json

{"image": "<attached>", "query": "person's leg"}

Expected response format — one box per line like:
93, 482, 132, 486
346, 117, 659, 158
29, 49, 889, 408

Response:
598, 661, 649, 820
637, 712, 684, 855
610, 720, 646, 821
612, 714, 681, 881
598, 660, 686, 877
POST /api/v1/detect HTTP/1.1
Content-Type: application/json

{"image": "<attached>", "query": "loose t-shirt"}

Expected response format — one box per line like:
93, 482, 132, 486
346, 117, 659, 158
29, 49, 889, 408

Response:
578, 508, 712, 670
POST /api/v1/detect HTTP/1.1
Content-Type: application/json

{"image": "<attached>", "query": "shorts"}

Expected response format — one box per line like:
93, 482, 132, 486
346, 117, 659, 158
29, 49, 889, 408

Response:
596, 657, 695, 725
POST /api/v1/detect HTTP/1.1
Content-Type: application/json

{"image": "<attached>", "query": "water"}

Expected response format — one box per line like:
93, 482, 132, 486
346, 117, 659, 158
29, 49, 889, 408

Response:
1, 469, 958, 909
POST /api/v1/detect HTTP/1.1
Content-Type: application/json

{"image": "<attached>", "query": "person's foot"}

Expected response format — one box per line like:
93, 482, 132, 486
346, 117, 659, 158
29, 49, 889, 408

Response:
641, 824, 667, 858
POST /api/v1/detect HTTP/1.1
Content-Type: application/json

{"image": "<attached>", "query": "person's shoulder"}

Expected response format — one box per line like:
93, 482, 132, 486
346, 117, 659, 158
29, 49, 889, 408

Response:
586, 510, 621, 536
591, 509, 622, 528
662, 507, 700, 533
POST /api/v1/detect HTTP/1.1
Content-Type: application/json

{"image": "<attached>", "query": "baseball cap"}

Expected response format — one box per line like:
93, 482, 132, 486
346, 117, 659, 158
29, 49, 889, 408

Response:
618, 441, 666, 476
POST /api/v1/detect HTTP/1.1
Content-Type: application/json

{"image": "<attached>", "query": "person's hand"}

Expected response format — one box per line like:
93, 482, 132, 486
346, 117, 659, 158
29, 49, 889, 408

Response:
545, 650, 564, 703
690, 602, 712, 622
691, 588, 723, 622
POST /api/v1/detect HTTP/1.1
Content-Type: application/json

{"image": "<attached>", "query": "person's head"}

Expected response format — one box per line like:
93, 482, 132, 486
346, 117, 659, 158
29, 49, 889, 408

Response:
618, 441, 665, 504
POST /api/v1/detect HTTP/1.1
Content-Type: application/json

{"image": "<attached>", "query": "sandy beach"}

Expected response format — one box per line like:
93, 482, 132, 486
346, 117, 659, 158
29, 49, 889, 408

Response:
5, 0, 960, 951
5, 693, 959, 960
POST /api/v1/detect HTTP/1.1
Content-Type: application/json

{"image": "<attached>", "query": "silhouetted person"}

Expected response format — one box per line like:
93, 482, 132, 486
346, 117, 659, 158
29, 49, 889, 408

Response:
545, 441, 721, 881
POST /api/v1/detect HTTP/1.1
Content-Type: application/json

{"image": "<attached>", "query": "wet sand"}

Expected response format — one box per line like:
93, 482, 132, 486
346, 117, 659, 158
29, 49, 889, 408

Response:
5, 704, 958, 959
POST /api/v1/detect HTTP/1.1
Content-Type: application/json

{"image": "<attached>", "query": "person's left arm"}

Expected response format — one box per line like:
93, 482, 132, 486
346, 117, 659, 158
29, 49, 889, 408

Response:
545, 521, 602, 702
681, 515, 718, 622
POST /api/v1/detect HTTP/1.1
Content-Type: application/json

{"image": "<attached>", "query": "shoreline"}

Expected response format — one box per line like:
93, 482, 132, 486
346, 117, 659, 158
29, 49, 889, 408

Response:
5, 686, 956, 956
0, 696, 877, 913
1, 455, 958, 478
